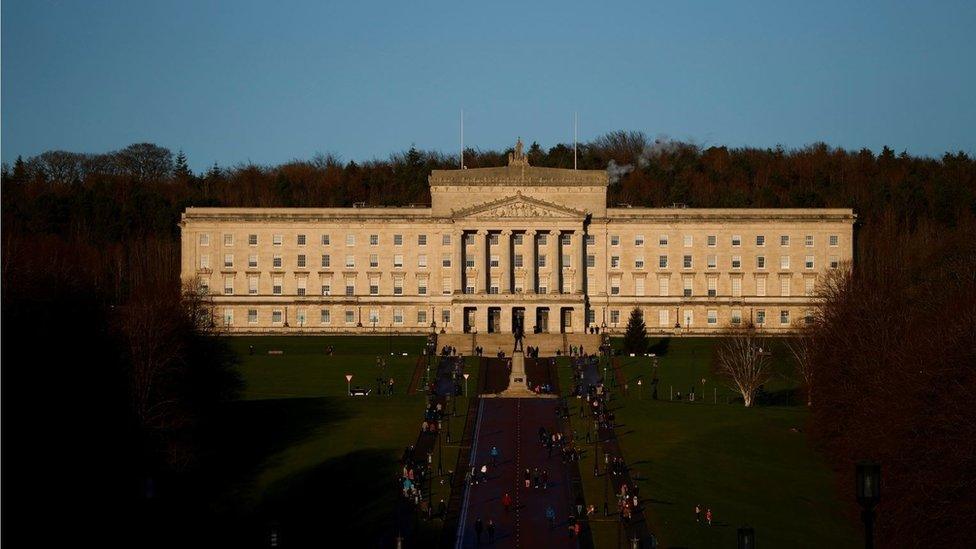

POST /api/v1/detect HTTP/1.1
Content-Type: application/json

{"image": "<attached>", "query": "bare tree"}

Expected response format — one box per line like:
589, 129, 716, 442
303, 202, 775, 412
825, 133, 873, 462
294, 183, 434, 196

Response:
786, 321, 816, 406
713, 322, 773, 407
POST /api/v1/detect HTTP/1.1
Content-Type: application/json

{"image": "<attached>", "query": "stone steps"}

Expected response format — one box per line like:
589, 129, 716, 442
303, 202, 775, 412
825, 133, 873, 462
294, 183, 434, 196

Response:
437, 332, 600, 357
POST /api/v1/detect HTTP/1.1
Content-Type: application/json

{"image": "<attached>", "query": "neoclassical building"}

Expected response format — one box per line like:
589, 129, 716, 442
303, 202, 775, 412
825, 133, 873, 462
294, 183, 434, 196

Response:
180, 140, 854, 335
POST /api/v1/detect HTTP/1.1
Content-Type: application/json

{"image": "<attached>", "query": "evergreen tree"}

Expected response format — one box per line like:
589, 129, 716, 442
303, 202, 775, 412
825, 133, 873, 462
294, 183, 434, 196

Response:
623, 307, 648, 355
174, 150, 192, 180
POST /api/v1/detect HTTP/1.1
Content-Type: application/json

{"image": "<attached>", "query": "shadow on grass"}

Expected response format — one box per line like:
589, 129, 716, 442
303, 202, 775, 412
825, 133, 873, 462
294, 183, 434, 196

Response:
648, 338, 671, 357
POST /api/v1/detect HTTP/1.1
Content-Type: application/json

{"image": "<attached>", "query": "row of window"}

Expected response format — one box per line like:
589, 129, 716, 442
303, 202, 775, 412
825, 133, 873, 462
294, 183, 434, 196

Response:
200, 232, 843, 249
610, 254, 840, 271
602, 308, 808, 326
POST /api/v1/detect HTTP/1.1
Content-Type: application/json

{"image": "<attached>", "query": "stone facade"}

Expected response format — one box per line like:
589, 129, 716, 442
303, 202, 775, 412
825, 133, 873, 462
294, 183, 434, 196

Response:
180, 140, 855, 335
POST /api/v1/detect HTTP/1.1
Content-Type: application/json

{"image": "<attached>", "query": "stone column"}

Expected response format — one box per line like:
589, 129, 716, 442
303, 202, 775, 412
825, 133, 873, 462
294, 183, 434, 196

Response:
500, 229, 512, 294
549, 229, 560, 294
453, 230, 463, 295
573, 229, 584, 294
500, 307, 512, 335
526, 230, 537, 294
476, 229, 488, 294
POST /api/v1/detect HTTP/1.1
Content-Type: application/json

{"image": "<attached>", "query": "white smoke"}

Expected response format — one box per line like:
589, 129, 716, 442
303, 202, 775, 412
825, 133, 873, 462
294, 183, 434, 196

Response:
607, 159, 634, 185
637, 135, 682, 168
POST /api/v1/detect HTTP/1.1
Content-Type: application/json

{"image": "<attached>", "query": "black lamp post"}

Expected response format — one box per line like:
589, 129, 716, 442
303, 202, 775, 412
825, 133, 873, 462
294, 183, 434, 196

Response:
737, 527, 756, 549
856, 461, 881, 549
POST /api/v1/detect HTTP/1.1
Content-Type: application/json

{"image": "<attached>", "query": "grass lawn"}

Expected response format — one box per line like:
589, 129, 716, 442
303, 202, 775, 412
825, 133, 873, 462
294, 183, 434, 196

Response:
193, 335, 469, 547
561, 338, 859, 548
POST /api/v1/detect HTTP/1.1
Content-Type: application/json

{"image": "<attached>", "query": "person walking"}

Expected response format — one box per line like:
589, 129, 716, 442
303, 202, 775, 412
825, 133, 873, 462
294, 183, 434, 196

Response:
706, 507, 712, 527
489, 445, 500, 465
487, 519, 496, 544
695, 503, 701, 524
545, 505, 556, 529
524, 468, 531, 488
475, 517, 483, 544
502, 492, 512, 513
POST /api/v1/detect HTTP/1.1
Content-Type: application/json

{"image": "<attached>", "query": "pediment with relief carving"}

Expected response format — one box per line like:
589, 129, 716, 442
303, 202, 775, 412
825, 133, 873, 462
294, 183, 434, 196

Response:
451, 191, 587, 220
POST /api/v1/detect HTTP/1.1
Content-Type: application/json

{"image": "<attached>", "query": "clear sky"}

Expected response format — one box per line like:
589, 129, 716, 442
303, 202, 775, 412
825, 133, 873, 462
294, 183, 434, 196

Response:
3, 0, 974, 171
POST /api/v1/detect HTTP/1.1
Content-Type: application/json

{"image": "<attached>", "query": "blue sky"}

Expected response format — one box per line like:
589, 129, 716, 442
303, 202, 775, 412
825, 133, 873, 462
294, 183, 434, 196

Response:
3, 0, 974, 171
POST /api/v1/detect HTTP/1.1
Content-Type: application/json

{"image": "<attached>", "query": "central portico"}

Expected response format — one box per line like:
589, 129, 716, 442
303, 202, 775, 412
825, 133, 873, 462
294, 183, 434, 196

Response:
434, 139, 607, 334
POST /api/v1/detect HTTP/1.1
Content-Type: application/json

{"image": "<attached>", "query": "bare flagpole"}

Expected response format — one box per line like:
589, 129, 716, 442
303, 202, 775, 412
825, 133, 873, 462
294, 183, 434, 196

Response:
574, 112, 578, 170
460, 109, 464, 169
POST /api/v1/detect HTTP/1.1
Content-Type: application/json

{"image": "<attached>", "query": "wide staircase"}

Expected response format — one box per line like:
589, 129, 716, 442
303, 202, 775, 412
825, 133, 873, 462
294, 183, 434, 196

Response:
438, 332, 600, 356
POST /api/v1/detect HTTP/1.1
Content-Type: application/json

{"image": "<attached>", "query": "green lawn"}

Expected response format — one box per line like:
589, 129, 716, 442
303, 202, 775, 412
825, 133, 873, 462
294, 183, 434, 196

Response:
561, 338, 859, 548
198, 336, 466, 547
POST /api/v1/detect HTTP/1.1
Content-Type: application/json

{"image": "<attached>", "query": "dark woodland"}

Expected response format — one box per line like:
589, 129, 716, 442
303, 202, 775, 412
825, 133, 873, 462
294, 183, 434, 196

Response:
2, 132, 975, 546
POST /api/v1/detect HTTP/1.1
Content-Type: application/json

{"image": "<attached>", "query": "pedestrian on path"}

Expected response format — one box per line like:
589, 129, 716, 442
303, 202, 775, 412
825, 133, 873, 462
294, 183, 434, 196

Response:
490, 445, 499, 465
695, 504, 701, 523
524, 468, 531, 488
545, 505, 556, 529
487, 519, 495, 544
706, 507, 712, 526
475, 517, 483, 544
502, 492, 512, 513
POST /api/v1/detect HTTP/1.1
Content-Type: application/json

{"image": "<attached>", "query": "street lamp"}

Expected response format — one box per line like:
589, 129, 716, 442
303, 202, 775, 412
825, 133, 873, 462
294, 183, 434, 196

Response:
737, 527, 756, 549
856, 461, 881, 549
345, 374, 353, 396
463, 372, 470, 398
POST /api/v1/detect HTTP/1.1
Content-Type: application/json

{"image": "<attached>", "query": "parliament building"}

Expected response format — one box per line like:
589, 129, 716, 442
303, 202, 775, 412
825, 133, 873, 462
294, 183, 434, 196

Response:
180, 140, 854, 335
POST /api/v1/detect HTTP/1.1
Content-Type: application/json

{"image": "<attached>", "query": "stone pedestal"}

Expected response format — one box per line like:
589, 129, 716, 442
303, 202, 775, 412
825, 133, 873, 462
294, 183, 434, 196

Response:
494, 350, 556, 399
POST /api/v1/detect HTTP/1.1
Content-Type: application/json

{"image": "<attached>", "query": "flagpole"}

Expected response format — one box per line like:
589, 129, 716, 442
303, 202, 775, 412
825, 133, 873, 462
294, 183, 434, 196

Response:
574, 112, 578, 170
460, 109, 464, 169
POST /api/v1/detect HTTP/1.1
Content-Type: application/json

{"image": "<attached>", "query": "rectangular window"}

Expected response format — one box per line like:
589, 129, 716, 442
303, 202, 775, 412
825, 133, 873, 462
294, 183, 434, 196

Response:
417, 310, 427, 325
780, 310, 790, 325
757, 277, 767, 296
393, 309, 403, 325
491, 233, 501, 246
731, 309, 742, 325
805, 256, 815, 269
561, 234, 571, 246
296, 278, 306, 296
707, 277, 717, 297
586, 254, 595, 268
659, 277, 669, 296
707, 310, 718, 325
610, 310, 620, 324
732, 277, 742, 297
731, 256, 741, 269
297, 254, 306, 268
224, 254, 234, 268
248, 309, 258, 324
514, 254, 524, 268
683, 277, 693, 297
224, 277, 234, 295
829, 235, 839, 247
683, 255, 693, 269
321, 254, 331, 268
780, 256, 790, 270
248, 234, 258, 246
707, 255, 717, 269
683, 234, 693, 247
610, 277, 621, 295
707, 235, 716, 247
224, 233, 234, 247
418, 254, 427, 268
393, 254, 403, 268
659, 309, 669, 327
418, 234, 427, 246
805, 235, 814, 247
465, 283, 475, 294
199, 279, 209, 293
610, 235, 620, 246
321, 234, 331, 246
393, 279, 403, 295
635, 257, 645, 269
369, 280, 379, 295
393, 234, 403, 246
273, 234, 283, 246
442, 309, 451, 325
757, 256, 766, 269
805, 277, 815, 296
321, 283, 331, 296
249, 276, 258, 295
611, 256, 620, 268
442, 234, 451, 246
489, 280, 499, 294
561, 254, 570, 269
466, 257, 475, 268
296, 309, 306, 326
659, 255, 668, 269
490, 255, 500, 268
587, 309, 596, 325
418, 280, 427, 295
345, 310, 355, 324
756, 235, 765, 247
272, 277, 282, 295
635, 235, 645, 247
781, 277, 791, 296
297, 234, 306, 246
272, 310, 283, 324
345, 255, 355, 268
658, 234, 668, 246
441, 278, 451, 295
368, 309, 379, 324
199, 255, 210, 270
731, 235, 741, 247
199, 234, 210, 246
538, 254, 547, 268
635, 277, 645, 296
780, 235, 790, 247
370, 234, 379, 246
273, 255, 282, 269
756, 309, 766, 325
369, 254, 379, 268
320, 309, 331, 324
585, 234, 595, 246
248, 254, 258, 268
538, 234, 547, 246
443, 255, 452, 268
346, 234, 355, 246
345, 281, 355, 296
829, 256, 839, 269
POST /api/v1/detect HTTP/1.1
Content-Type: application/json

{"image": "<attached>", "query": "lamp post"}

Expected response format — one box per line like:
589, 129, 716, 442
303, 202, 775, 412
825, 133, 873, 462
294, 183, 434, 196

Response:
737, 527, 756, 549
345, 374, 353, 396
463, 372, 470, 398
856, 461, 881, 549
